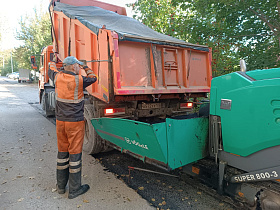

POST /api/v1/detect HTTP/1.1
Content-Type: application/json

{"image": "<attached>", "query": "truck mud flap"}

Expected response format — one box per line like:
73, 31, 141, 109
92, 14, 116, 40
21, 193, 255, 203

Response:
91, 117, 209, 170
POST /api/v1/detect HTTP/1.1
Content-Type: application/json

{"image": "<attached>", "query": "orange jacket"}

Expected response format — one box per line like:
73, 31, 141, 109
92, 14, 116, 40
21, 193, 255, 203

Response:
48, 62, 97, 122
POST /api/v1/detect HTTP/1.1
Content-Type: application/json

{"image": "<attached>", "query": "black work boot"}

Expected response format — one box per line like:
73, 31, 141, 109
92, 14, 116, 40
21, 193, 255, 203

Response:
68, 153, 90, 199
56, 152, 69, 194
68, 183, 90, 199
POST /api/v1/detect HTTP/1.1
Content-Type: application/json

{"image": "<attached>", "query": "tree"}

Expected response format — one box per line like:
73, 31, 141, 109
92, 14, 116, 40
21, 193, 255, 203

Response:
1, 58, 18, 76
15, 9, 52, 71
0, 49, 17, 76
129, 1, 190, 41
180, 0, 280, 71
128, 0, 280, 76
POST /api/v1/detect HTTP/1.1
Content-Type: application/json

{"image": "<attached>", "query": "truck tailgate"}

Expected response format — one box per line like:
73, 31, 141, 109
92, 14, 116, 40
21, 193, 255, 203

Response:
116, 41, 211, 95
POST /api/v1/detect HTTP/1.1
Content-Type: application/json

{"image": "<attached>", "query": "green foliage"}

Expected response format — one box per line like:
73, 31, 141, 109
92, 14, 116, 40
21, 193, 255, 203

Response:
0, 49, 18, 76
1, 58, 18, 76
129, 1, 188, 40
128, 0, 280, 76
15, 9, 52, 71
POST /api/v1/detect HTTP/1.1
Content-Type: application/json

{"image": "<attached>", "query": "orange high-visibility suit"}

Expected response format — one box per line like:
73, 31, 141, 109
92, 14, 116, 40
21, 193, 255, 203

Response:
48, 61, 97, 198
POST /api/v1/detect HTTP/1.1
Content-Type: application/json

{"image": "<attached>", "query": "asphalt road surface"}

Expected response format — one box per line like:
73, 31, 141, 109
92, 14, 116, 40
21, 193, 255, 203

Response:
0, 76, 237, 210
0, 76, 154, 210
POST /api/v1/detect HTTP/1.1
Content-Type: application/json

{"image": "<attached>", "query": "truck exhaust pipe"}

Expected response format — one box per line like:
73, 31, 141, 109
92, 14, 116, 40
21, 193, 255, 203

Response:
240, 59, 247, 72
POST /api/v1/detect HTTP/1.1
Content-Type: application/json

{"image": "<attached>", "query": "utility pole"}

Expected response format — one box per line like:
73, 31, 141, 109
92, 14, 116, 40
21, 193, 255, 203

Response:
11, 52, 13, 73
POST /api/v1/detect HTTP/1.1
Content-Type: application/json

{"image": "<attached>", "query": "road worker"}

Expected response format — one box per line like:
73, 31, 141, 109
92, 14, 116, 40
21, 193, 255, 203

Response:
48, 56, 97, 199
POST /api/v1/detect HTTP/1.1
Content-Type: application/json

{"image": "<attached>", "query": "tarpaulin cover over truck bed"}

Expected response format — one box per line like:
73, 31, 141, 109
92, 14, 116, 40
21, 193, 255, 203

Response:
53, 2, 209, 51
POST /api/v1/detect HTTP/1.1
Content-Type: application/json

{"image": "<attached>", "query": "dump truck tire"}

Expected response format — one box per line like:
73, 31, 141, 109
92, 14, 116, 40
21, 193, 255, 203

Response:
83, 104, 103, 154
102, 144, 113, 153
199, 103, 210, 117
42, 91, 55, 117
41, 92, 46, 111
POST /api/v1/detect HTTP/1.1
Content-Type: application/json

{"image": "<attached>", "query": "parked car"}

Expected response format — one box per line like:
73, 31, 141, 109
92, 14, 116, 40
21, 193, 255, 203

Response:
8, 72, 19, 80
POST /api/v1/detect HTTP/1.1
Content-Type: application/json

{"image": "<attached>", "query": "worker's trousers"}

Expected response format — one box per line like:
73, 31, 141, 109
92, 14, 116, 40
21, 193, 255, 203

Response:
56, 120, 85, 192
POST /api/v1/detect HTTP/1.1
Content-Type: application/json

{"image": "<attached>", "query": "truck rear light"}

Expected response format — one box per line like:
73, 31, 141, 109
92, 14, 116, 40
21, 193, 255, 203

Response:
104, 108, 125, 116
105, 108, 114, 114
180, 102, 193, 109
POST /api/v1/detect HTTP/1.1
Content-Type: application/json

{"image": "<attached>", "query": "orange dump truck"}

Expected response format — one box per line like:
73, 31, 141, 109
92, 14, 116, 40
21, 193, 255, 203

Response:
38, 0, 212, 154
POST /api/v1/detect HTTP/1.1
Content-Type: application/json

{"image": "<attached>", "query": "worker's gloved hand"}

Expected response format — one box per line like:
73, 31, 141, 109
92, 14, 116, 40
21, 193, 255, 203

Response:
49, 62, 58, 71
49, 62, 56, 68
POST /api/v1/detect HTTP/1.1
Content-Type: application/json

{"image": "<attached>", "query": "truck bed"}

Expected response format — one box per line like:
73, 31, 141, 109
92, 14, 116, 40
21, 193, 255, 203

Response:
52, 2, 212, 103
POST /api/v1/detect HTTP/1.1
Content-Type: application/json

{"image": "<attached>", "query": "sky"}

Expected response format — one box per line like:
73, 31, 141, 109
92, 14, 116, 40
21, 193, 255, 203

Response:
0, 0, 136, 50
